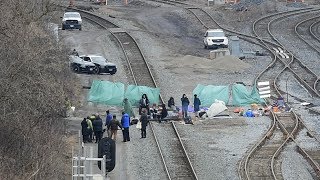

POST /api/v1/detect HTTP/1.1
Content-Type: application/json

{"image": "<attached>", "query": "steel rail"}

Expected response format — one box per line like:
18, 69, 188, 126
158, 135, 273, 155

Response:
295, 16, 320, 92
71, 6, 199, 180
171, 122, 199, 180
267, 9, 320, 97
56, 5, 177, 180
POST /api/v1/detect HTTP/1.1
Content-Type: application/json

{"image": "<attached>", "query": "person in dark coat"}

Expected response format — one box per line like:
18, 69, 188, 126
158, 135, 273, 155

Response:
168, 97, 175, 109
159, 104, 168, 123
72, 49, 79, 56
121, 112, 131, 142
139, 94, 150, 115
193, 94, 201, 117
108, 115, 122, 141
81, 118, 89, 143
140, 110, 148, 138
181, 94, 190, 119
92, 114, 103, 143
105, 110, 113, 137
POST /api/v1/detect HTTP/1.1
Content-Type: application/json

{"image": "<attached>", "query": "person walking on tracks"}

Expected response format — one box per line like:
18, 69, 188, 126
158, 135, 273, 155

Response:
108, 115, 122, 141
121, 112, 131, 142
140, 110, 148, 138
181, 94, 190, 119
92, 114, 103, 143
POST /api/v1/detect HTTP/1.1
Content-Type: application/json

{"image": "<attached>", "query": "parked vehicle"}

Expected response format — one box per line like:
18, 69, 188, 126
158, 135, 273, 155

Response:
62, 12, 82, 30
79, 55, 117, 75
203, 29, 228, 49
69, 55, 98, 74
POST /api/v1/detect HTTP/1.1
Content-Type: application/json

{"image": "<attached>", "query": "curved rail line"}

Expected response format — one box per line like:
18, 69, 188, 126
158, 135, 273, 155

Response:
60, 5, 198, 180
143, 1, 320, 179
255, 8, 320, 96
295, 16, 320, 92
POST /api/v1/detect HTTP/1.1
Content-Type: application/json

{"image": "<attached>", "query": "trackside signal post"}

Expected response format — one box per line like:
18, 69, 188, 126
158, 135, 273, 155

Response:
72, 132, 115, 179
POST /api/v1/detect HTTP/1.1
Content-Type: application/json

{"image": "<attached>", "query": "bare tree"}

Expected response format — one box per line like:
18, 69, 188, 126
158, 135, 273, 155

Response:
0, 0, 79, 179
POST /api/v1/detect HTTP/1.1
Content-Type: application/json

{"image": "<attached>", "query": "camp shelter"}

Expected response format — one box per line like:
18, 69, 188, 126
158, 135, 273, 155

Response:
231, 83, 265, 106
125, 85, 160, 106
193, 84, 229, 106
88, 80, 125, 106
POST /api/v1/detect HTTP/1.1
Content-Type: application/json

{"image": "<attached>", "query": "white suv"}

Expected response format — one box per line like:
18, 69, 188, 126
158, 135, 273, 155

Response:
203, 29, 228, 49
62, 12, 82, 30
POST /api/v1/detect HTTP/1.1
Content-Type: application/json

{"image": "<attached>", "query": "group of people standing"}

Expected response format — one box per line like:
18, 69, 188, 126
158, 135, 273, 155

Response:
81, 93, 201, 143
168, 94, 201, 119
81, 114, 103, 143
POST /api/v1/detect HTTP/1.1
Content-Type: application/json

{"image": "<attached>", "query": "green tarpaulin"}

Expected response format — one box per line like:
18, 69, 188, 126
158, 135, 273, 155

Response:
231, 84, 265, 106
193, 84, 229, 106
125, 85, 160, 106
88, 80, 125, 106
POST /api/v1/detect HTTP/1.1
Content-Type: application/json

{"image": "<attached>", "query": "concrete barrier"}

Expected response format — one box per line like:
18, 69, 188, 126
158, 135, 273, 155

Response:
209, 48, 230, 59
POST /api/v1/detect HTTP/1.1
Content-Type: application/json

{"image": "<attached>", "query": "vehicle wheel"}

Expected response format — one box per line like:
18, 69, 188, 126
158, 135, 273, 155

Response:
79, 26, 82, 31
72, 65, 81, 73
93, 67, 100, 74
62, 25, 65, 30
204, 45, 207, 49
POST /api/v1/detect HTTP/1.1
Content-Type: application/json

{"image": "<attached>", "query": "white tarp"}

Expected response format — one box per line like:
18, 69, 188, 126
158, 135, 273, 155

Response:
207, 99, 228, 118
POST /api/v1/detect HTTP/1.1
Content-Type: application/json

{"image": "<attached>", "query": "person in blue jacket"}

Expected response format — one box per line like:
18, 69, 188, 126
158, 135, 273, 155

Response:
193, 94, 201, 117
121, 112, 131, 142
181, 94, 190, 119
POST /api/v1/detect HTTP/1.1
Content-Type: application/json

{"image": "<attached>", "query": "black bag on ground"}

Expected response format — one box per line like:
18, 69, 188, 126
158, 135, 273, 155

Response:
130, 118, 138, 125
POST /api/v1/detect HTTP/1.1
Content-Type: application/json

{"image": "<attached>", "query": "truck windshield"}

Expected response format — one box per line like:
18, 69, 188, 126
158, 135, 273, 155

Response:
64, 13, 80, 18
208, 31, 225, 37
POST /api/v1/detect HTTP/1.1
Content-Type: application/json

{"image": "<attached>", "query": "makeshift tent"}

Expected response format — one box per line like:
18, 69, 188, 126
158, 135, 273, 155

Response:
88, 80, 125, 106
193, 84, 229, 106
125, 85, 160, 107
207, 100, 228, 118
231, 84, 265, 106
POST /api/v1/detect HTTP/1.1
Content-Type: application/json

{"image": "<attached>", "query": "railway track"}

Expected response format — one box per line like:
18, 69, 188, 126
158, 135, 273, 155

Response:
61, 3, 320, 179
141, 1, 320, 178
150, 122, 198, 180
61, 5, 198, 179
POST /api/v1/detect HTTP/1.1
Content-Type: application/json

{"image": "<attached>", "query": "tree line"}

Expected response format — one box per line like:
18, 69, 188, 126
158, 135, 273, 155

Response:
0, 0, 79, 179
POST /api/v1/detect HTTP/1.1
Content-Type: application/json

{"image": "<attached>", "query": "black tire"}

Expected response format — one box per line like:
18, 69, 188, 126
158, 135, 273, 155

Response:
72, 65, 81, 73
204, 45, 207, 49
79, 26, 82, 31
93, 67, 100, 74
62, 24, 65, 30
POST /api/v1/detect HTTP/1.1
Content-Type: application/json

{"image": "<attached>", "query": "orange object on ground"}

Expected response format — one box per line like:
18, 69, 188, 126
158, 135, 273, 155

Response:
273, 106, 279, 112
